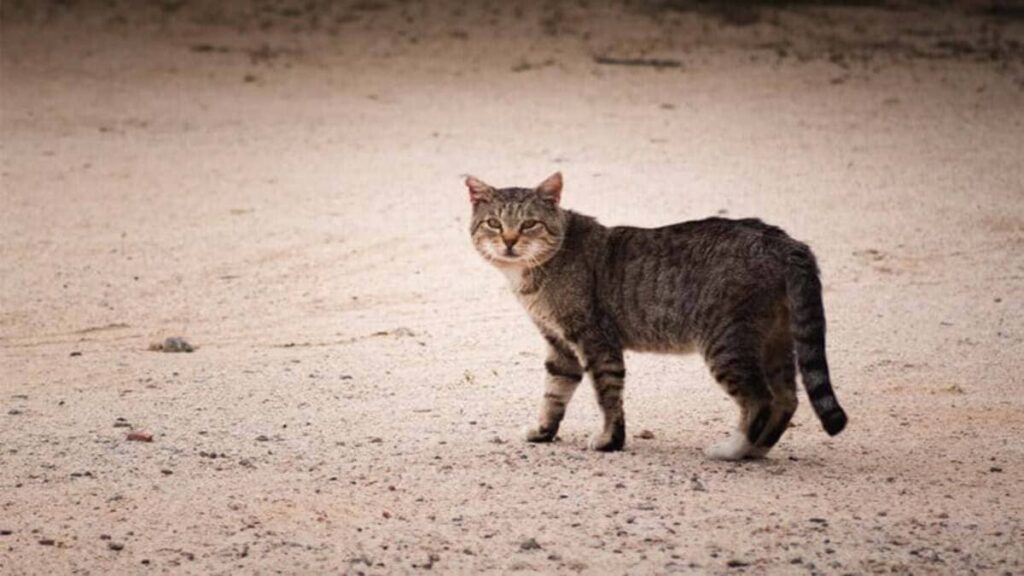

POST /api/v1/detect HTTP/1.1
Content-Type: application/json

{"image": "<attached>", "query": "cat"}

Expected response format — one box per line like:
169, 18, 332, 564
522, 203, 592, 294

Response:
466, 172, 847, 460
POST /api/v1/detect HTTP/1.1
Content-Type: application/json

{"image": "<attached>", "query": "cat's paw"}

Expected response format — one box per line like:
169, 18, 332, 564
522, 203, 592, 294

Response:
705, 433, 754, 461
747, 445, 771, 459
522, 425, 557, 443
587, 425, 625, 452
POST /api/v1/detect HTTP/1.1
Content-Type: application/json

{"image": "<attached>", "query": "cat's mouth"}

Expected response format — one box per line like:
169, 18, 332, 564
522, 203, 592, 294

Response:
489, 247, 529, 266
492, 253, 523, 264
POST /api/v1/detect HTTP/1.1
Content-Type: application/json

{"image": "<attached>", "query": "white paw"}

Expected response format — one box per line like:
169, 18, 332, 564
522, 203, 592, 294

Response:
521, 425, 542, 442
522, 425, 556, 443
705, 433, 754, 461
586, 432, 607, 451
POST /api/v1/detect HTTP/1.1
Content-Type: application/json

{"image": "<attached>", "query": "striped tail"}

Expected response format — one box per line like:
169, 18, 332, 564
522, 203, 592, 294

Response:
785, 244, 847, 436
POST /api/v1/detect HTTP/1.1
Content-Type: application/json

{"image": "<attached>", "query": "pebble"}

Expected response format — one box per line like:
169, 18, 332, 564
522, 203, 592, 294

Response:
520, 537, 542, 551
0, 529, 13, 536
39, 538, 55, 546
726, 559, 749, 567
636, 429, 655, 439
149, 337, 194, 353
127, 431, 154, 442
108, 542, 125, 551
690, 474, 707, 492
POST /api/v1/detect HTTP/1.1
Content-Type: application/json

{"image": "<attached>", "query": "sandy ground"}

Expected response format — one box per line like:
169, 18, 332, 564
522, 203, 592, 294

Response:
2, 1, 1023, 574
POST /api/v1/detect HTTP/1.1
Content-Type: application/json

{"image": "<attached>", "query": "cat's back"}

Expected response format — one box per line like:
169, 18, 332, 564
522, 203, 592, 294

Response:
593, 216, 798, 351
606, 216, 793, 266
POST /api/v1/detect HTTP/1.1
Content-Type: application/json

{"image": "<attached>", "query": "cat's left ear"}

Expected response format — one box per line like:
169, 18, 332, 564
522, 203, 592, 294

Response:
536, 172, 562, 205
466, 175, 494, 206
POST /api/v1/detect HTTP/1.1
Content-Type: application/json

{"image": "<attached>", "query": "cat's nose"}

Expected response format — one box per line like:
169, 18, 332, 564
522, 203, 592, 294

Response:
502, 233, 520, 249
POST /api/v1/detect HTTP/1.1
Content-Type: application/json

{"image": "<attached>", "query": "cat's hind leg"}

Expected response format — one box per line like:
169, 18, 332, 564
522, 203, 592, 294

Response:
749, 335, 798, 458
523, 335, 583, 443
704, 342, 773, 461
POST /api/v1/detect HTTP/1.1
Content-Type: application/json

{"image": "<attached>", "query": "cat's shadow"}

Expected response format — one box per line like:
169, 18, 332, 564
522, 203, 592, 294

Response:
531, 435, 829, 470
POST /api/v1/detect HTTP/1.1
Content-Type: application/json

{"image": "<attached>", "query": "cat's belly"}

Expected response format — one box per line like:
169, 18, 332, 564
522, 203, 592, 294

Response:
625, 339, 700, 356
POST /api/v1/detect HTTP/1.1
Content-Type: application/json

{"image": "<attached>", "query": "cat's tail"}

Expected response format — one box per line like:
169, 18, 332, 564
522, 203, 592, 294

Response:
785, 244, 848, 436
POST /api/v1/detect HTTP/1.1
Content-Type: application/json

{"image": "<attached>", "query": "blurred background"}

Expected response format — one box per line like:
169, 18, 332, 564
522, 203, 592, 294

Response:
2, 1, 1022, 574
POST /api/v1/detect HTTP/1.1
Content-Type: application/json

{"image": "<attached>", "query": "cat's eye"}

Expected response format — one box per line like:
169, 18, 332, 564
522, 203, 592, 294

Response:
521, 220, 540, 231
485, 218, 502, 229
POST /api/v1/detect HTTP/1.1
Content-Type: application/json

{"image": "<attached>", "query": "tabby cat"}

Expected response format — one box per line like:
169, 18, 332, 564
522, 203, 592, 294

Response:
467, 172, 847, 460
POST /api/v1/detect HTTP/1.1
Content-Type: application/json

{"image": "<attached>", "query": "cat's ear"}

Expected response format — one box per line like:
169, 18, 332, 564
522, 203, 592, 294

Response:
536, 172, 563, 205
465, 175, 494, 206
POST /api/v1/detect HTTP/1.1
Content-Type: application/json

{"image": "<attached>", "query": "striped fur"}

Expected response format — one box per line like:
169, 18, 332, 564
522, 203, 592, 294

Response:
469, 173, 847, 459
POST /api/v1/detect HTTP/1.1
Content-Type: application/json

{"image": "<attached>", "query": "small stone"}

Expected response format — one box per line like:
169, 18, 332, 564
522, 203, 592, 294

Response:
70, 351, 82, 357
636, 429, 655, 439
255, 435, 270, 442
727, 559, 749, 567
39, 538, 55, 546
990, 466, 1003, 473
126, 431, 153, 442
149, 337, 194, 353
520, 537, 542, 551
160, 469, 173, 475
0, 529, 13, 536
690, 474, 707, 492
108, 542, 125, 551
809, 517, 828, 524
8, 409, 21, 415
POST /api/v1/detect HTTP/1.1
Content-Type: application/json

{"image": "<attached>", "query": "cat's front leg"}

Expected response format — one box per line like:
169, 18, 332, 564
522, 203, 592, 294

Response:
582, 343, 627, 452
523, 335, 583, 443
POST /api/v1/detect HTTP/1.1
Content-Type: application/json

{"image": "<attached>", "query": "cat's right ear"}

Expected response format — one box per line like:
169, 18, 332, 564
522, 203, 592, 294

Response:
536, 172, 563, 205
466, 175, 494, 206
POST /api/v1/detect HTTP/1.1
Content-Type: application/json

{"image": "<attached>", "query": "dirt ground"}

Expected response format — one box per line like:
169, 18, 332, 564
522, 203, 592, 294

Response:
1, 1, 1023, 574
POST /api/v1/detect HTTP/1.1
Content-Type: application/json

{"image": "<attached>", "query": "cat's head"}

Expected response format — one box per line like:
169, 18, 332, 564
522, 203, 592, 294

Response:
466, 172, 566, 269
